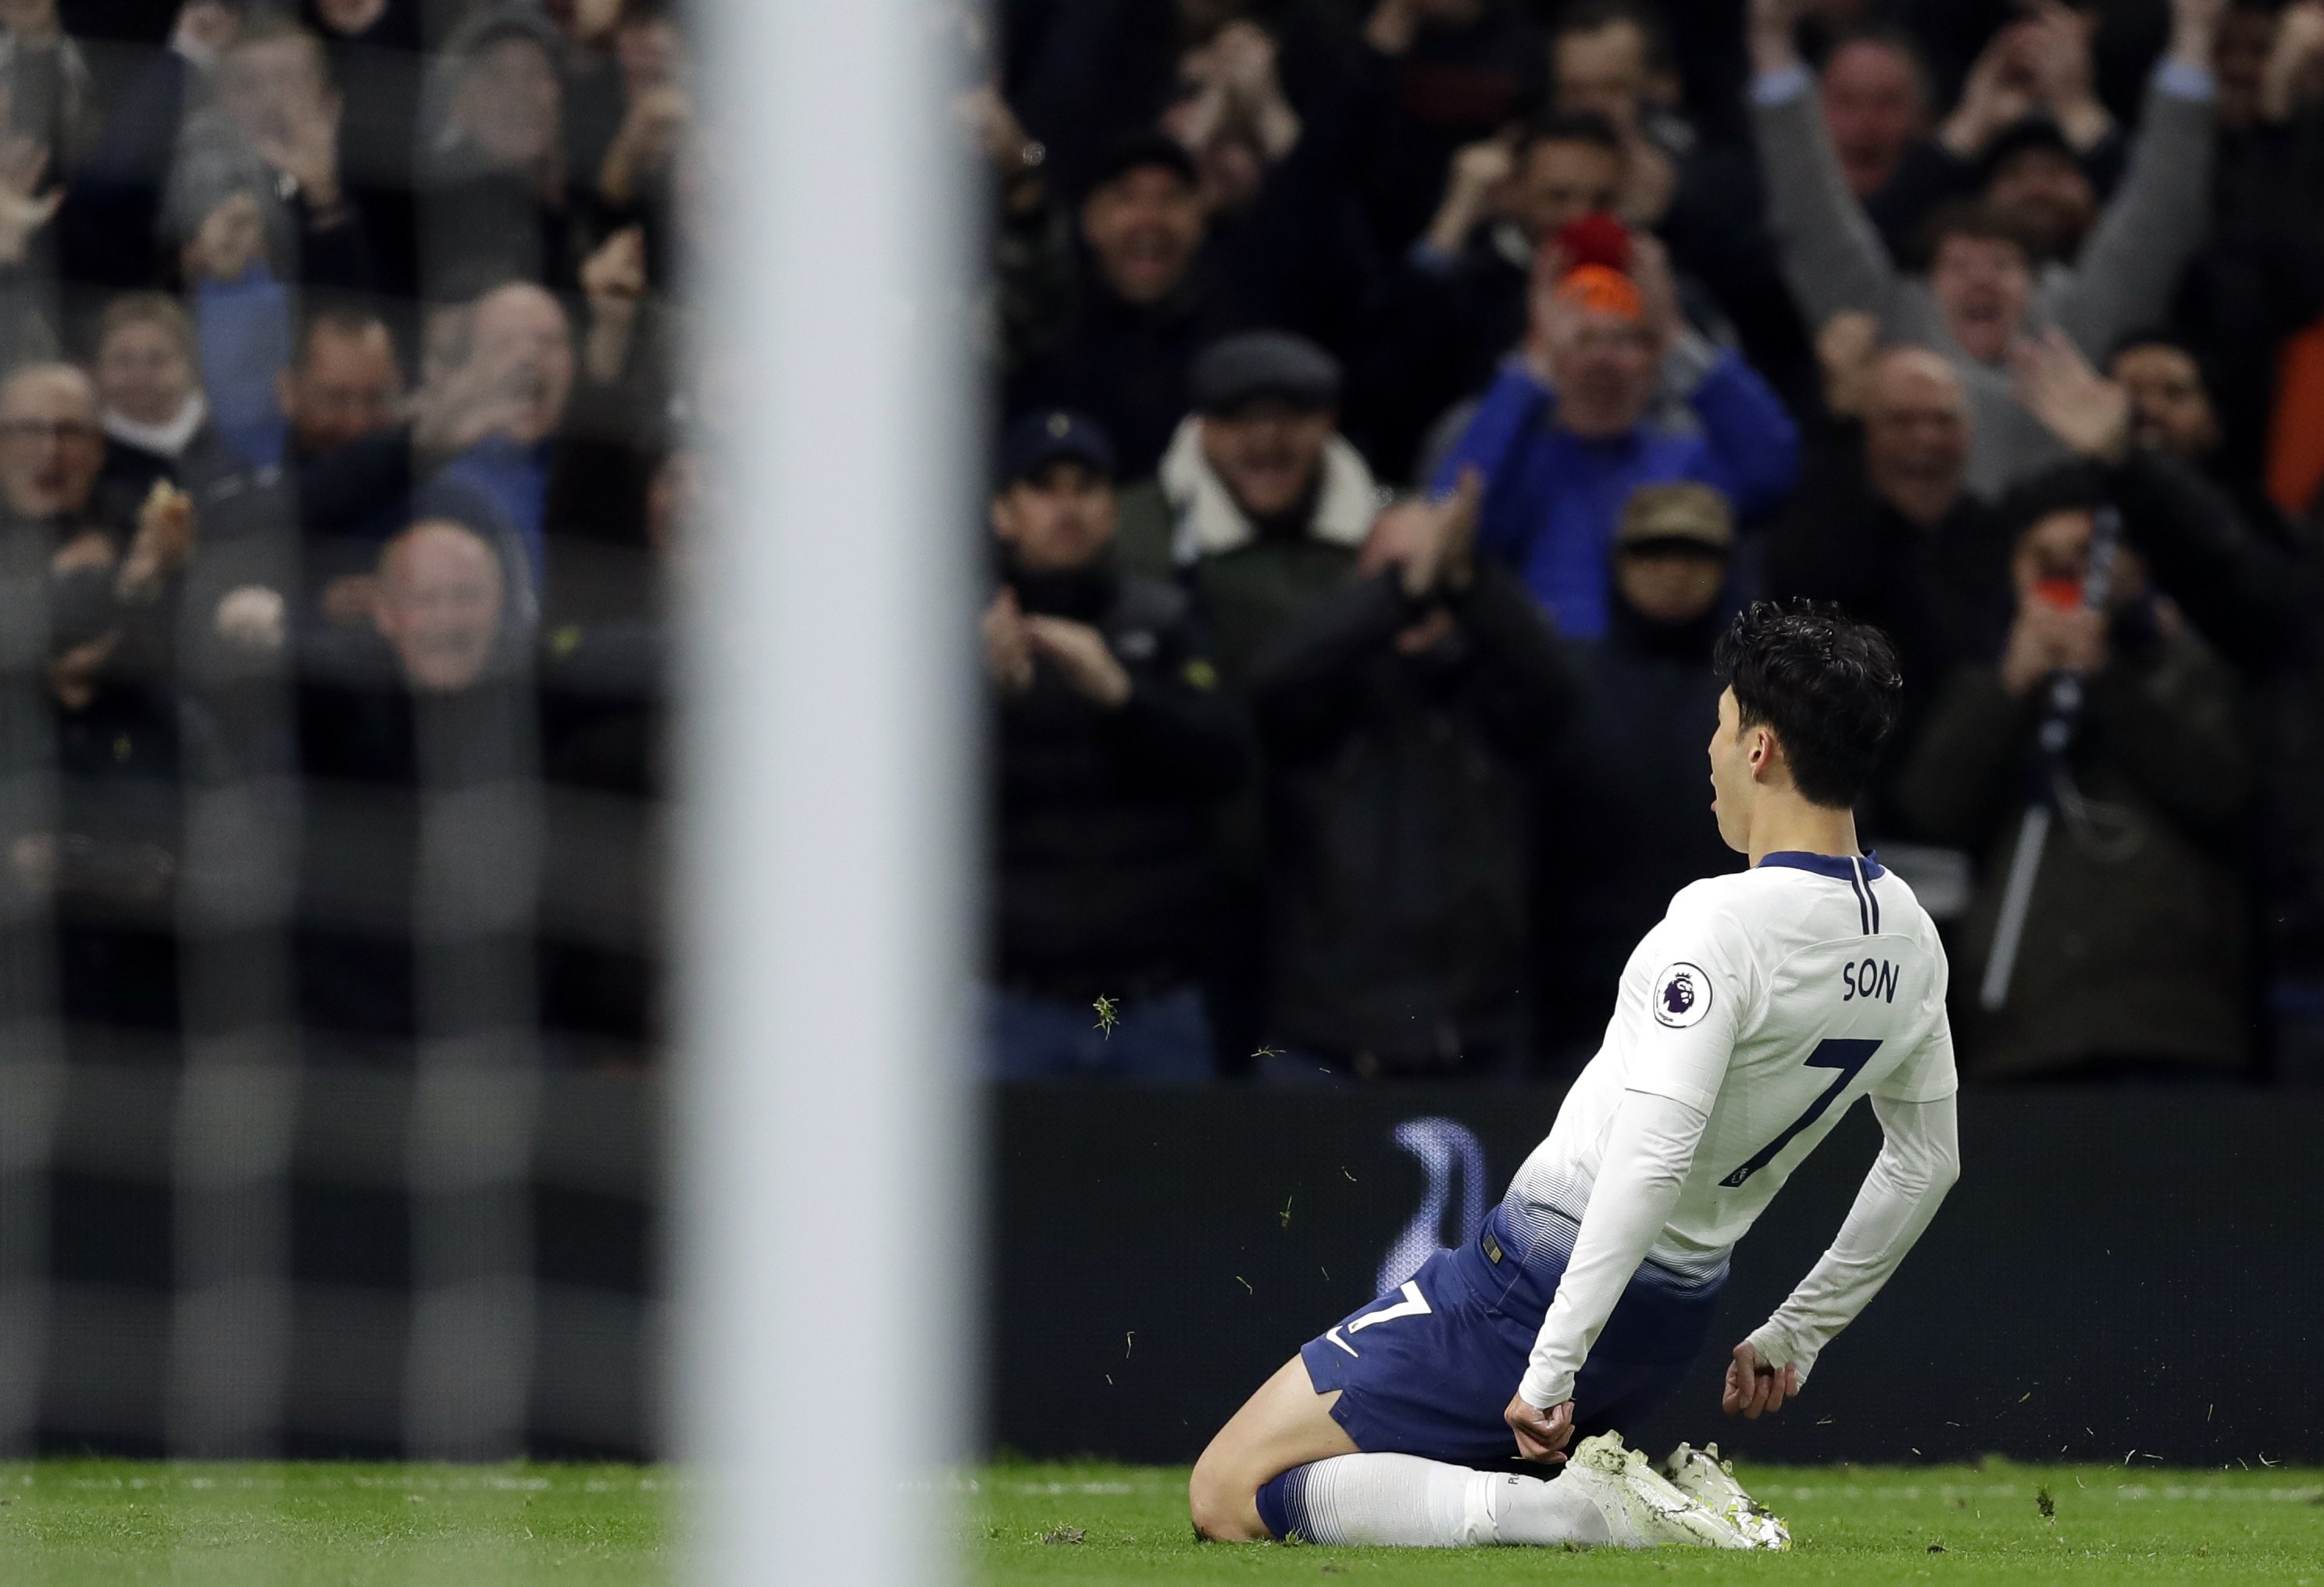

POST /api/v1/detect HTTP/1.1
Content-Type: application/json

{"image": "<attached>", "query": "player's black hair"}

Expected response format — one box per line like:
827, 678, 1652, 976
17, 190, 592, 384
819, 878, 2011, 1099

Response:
1713, 601, 1902, 811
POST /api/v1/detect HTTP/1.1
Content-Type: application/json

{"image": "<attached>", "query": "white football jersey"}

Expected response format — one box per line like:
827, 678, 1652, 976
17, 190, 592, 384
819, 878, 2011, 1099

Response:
1505, 851, 1956, 1284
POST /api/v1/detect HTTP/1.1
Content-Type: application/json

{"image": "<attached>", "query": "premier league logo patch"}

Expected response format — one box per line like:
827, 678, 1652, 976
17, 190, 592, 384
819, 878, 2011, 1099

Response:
1652, 962, 1711, 1028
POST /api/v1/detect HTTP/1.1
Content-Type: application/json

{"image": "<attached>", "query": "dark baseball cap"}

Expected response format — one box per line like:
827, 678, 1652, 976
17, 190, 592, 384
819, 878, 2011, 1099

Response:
1191, 330, 1342, 417
1000, 410, 1116, 485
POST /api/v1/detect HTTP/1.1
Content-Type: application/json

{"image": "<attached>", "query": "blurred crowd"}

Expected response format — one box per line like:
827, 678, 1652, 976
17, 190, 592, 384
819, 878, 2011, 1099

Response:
7, 1, 2320, 1089
981, 0, 2324, 1085
0, 0, 684, 1070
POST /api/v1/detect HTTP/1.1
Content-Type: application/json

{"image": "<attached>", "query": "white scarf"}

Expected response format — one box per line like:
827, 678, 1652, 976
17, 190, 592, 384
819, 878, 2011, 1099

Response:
103, 394, 209, 460
1158, 416, 1382, 566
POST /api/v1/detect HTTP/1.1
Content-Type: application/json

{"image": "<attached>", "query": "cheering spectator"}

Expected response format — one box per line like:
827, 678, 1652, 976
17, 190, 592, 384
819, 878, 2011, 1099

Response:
419, 4, 577, 294
0, 0, 98, 173
0, 118, 61, 369
1847, 5, 2127, 262
1819, 30, 1933, 213
430, 281, 573, 587
1747, 0, 2219, 497
1348, 0, 1546, 253
2, 362, 112, 540
280, 300, 405, 462
1435, 221, 1796, 639
1248, 469, 1570, 1082
1764, 322, 2012, 805
1548, 0, 1690, 229
298, 280, 577, 610
2111, 328, 2293, 541
1897, 465, 2249, 1080
2177, 0, 2324, 489
981, 410, 1244, 1082
0, 362, 196, 646
91, 292, 266, 503
301, 0, 428, 299
12, 547, 195, 1063
1119, 330, 1380, 687
166, 16, 374, 294
1533, 482, 1741, 1066
1161, 17, 1376, 360
1361, 111, 1623, 480
1003, 0, 1362, 203
2015, 325, 2324, 1079
577, 0, 690, 223
1010, 134, 1244, 481
293, 505, 538, 1065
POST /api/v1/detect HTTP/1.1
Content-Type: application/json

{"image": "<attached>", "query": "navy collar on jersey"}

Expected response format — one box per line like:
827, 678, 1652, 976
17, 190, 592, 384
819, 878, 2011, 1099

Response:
1757, 851, 1887, 882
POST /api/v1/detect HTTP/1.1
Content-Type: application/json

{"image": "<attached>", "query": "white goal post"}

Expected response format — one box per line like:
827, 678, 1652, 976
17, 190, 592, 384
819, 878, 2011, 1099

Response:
682, 2, 978, 1584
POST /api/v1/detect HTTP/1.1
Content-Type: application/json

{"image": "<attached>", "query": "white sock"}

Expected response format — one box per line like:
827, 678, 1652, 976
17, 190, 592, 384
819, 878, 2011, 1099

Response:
1261, 1453, 1613, 1548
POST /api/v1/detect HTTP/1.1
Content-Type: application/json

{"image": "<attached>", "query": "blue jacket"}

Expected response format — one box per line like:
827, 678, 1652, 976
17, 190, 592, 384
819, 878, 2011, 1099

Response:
1433, 350, 1797, 638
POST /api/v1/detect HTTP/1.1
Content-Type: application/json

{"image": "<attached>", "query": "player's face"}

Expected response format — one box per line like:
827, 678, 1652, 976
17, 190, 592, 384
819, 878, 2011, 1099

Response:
1708, 687, 1752, 853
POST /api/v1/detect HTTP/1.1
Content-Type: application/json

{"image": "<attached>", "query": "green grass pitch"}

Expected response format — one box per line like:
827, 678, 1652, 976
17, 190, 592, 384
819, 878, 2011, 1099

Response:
0, 1462, 673, 1586
5, 1458, 2322, 1583
974, 1461, 2324, 1585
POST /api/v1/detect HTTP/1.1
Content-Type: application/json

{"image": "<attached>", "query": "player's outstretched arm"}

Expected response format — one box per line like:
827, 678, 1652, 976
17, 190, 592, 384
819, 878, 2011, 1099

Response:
1733, 1091, 1961, 1404
1508, 1089, 1712, 1457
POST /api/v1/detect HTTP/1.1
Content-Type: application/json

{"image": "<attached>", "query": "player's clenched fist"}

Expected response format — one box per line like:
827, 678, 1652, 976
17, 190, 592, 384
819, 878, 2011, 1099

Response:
1503, 1393, 1574, 1464
1722, 1341, 1800, 1420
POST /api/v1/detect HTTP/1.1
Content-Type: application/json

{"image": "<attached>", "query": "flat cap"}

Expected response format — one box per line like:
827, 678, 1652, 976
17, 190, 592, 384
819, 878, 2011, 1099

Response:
1191, 330, 1342, 417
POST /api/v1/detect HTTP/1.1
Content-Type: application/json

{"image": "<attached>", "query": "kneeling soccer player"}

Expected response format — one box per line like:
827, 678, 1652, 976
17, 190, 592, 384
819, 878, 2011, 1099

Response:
1190, 602, 1962, 1550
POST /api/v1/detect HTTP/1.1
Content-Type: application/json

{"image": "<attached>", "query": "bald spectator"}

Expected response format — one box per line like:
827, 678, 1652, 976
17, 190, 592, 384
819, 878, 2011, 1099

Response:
373, 517, 510, 694
297, 280, 577, 601
1765, 327, 2012, 817
1747, 0, 2219, 497
293, 508, 537, 1065
433, 281, 575, 587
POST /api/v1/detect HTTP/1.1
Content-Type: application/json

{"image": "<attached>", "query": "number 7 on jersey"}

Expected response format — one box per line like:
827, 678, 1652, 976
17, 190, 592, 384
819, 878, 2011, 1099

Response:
1718, 1039, 1883, 1189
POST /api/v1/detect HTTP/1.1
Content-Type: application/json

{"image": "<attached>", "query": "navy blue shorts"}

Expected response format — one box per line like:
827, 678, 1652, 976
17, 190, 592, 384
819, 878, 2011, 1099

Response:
1298, 1203, 1721, 1466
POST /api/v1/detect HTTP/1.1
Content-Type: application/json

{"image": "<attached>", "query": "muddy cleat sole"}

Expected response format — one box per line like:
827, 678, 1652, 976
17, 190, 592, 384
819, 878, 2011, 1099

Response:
1661, 1440, 1793, 1550
1560, 1432, 1754, 1550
